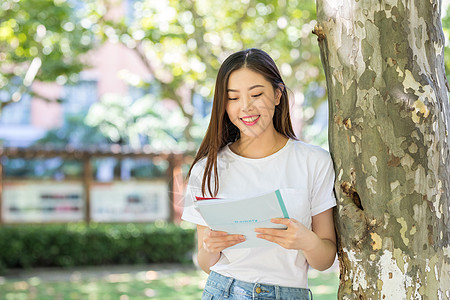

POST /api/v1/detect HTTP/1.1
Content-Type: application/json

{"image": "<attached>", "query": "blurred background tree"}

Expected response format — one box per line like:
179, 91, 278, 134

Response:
85, 93, 187, 149
0, 0, 95, 109
79, 0, 328, 150
1, 0, 449, 152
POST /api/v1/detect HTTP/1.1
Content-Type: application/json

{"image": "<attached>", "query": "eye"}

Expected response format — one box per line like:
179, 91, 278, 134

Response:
228, 97, 238, 101
251, 93, 263, 98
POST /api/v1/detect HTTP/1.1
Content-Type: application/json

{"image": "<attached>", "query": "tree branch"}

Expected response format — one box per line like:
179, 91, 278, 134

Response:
188, 0, 222, 70
256, 1, 289, 46
0, 89, 61, 111
133, 41, 158, 80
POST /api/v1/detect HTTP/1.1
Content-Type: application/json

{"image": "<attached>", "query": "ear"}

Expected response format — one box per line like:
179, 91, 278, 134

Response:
275, 83, 284, 106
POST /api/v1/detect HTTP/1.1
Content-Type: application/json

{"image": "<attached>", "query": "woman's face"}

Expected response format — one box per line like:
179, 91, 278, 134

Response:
225, 68, 281, 139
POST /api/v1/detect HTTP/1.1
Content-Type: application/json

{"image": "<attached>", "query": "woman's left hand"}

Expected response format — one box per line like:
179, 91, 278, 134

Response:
254, 218, 319, 251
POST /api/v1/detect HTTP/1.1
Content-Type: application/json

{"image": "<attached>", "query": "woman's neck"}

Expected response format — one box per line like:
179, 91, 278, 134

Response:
230, 131, 289, 159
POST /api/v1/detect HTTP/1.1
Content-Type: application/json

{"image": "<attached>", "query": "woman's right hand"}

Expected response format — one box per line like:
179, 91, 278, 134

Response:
200, 226, 246, 254
196, 225, 245, 273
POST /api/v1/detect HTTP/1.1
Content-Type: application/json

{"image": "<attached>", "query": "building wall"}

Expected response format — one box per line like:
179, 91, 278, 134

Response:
31, 82, 63, 129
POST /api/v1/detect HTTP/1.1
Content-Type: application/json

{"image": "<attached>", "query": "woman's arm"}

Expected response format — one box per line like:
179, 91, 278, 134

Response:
255, 208, 336, 271
302, 209, 336, 270
196, 225, 246, 274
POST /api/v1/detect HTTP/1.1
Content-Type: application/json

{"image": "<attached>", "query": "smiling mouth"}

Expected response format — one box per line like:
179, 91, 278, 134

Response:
240, 115, 260, 125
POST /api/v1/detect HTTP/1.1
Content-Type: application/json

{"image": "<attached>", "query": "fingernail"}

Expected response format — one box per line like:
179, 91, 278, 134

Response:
240, 236, 246, 241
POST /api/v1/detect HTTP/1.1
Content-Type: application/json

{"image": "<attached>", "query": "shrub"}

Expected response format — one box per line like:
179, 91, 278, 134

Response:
0, 223, 195, 273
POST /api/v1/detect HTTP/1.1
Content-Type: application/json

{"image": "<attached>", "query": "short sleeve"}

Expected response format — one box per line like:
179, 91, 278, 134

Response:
181, 162, 208, 226
310, 150, 337, 216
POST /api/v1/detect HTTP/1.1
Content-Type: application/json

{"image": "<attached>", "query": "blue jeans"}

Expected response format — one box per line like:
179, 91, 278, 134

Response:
202, 271, 313, 300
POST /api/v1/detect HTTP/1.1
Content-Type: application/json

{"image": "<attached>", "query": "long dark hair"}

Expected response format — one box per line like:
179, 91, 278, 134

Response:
188, 48, 296, 196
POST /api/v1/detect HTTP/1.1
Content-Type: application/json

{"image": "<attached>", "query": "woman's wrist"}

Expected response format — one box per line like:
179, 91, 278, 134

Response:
301, 230, 322, 253
302, 235, 337, 271
198, 246, 221, 271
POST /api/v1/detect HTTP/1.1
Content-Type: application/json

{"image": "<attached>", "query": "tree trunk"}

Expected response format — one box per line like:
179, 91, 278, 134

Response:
315, 1, 450, 299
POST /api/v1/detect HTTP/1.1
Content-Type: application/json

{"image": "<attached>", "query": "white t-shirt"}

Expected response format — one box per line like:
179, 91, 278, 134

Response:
182, 138, 336, 288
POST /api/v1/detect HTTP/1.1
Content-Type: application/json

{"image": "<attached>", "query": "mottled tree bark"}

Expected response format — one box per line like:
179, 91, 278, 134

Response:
315, 1, 450, 299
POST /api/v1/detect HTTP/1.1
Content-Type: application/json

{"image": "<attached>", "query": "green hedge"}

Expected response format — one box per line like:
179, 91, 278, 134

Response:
0, 223, 196, 273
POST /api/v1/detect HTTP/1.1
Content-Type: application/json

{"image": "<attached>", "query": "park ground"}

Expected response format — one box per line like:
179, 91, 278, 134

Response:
0, 261, 339, 299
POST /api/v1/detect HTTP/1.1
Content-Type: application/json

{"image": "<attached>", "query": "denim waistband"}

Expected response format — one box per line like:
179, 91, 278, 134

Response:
205, 271, 313, 300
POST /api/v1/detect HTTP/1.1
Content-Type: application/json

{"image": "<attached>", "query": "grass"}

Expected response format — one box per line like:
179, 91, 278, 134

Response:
0, 264, 339, 299
308, 267, 339, 300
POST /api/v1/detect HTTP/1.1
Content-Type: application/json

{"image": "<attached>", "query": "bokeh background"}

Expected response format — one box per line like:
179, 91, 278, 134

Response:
0, 0, 449, 299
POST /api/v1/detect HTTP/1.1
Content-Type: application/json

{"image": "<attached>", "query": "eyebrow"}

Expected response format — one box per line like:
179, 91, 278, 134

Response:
227, 84, 265, 92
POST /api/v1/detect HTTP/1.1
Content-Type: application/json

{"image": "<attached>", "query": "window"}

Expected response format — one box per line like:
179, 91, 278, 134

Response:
128, 84, 150, 102
0, 93, 32, 125
193, 93, 212, 118
62, 80, 98, 116
125, 0, 142, 24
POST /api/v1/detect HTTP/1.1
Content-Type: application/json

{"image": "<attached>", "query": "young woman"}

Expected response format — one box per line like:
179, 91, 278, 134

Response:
182, 48, 336, 300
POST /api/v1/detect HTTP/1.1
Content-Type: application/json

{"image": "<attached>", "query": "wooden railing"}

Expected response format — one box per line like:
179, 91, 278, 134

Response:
0, 146, 192, 224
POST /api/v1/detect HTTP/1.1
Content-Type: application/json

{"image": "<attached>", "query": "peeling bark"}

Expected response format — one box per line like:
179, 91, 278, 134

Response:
315, 1, 450, 299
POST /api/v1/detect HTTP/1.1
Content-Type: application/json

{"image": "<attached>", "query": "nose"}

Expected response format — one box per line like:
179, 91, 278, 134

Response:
241, 95, 253, 112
